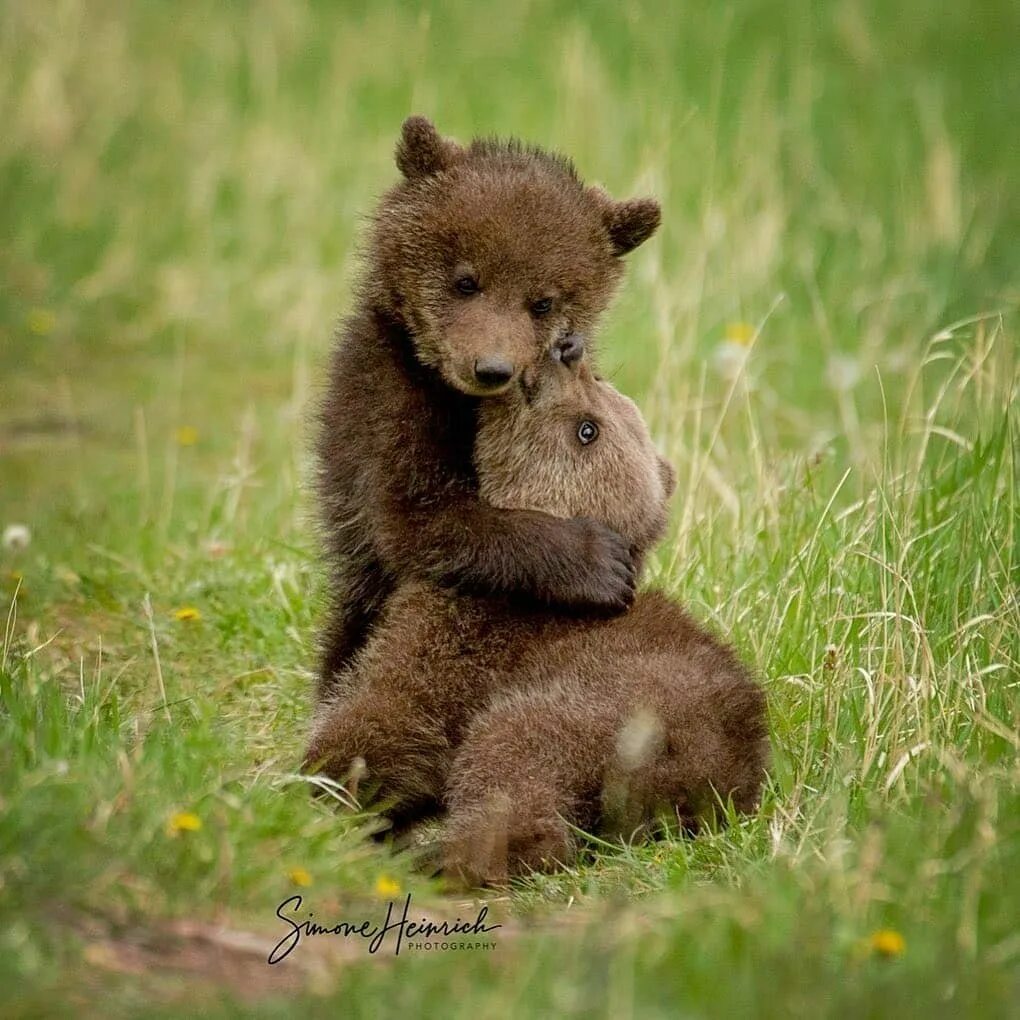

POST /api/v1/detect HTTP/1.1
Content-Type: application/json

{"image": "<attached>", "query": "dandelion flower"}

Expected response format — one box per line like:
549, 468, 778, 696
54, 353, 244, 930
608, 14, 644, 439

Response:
288, 867, 313, 888
173, 606, 202, 622
3, 524, 31, 552
868, 929, 906, 958
27, 309, 56, 336
724, 321, 755, 346
166, 811, 202, 836
374, 875, 401, 898
712, 321, 759, 381
175, 426, 199, 447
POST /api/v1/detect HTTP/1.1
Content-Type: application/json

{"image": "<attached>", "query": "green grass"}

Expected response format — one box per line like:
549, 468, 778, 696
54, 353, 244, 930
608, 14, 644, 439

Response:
1, 0, 1018, 1015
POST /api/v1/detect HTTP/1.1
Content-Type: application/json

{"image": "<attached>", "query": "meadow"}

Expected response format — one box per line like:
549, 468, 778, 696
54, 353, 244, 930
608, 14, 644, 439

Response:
1, 1, 1018, 1015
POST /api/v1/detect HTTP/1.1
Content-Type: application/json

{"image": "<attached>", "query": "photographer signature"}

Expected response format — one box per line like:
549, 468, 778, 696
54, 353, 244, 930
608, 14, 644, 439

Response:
268, 893, 501, 963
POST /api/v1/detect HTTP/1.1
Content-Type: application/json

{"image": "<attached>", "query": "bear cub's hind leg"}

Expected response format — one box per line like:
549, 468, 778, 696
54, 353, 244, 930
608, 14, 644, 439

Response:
305, 690, 450, 825
440, 681, 616, 885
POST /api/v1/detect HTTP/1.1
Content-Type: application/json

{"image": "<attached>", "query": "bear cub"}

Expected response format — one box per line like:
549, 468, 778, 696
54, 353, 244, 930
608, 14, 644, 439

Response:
307, 354, 768, 885
316, 117, 661, 696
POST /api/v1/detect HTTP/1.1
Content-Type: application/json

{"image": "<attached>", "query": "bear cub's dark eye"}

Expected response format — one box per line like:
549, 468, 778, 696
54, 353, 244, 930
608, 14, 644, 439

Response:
455, 276, 479, 296
531, 297, 554, 316
577, 420, 599, 445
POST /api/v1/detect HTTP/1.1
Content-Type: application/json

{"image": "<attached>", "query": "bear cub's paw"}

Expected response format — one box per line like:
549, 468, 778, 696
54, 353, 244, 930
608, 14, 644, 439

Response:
441, 791, 575, 888
543, 516, 636, 613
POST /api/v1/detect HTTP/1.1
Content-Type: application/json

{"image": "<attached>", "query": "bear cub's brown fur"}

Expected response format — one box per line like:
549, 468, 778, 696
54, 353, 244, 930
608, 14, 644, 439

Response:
307, 355, 768, 885
316, 117, 661, 696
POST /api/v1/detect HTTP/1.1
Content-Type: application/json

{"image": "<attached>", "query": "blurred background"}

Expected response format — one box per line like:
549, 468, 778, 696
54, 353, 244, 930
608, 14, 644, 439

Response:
2, 0, 1017, 497
1, 1, 1018, 1014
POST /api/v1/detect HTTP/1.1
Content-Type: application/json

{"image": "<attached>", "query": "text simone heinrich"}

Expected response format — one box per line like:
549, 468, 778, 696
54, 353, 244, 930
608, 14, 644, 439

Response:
268, 894, 502, 963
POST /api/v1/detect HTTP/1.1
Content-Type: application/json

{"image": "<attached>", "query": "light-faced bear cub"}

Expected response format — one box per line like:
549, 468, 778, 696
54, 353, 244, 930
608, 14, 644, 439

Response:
306, 355, 768, 885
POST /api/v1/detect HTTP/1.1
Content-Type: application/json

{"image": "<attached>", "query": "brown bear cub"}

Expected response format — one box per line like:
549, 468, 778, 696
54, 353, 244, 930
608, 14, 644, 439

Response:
306, 355, 768, 885
316, 116, 661, 696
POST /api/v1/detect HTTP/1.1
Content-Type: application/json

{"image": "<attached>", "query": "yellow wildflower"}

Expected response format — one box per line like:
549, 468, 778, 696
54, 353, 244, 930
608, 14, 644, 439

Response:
868, 929, 906, 958
288, 867, 313, 888
724, 321, 755, 346
27, 309, 56, 336
166, 811, 202, 836
374, 875, 401, 898
175, 425, 199, 447
173, 606, 202, 622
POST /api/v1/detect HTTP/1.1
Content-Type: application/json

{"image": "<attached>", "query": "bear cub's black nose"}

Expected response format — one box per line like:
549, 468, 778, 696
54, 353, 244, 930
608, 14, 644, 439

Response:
554, 333, 585, 366
474, 356, 515, 388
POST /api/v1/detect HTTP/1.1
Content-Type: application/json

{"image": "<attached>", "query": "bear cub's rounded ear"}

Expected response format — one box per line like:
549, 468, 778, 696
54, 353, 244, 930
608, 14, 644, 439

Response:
589, 188, 662, 256
395, 116, 464, 180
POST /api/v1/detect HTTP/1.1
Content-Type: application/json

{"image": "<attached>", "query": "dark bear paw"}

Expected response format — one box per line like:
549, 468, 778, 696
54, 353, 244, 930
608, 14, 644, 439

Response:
544, 516, 636, 614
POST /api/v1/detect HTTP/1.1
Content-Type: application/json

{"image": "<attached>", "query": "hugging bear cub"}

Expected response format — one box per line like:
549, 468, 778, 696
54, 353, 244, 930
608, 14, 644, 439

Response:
316, 116, 661, 693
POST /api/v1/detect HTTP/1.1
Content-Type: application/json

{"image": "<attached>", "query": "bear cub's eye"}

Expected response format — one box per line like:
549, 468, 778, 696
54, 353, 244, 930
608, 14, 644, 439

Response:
531, 297, 554, 317
577, 420, 599, 445
455, 276, 479, 296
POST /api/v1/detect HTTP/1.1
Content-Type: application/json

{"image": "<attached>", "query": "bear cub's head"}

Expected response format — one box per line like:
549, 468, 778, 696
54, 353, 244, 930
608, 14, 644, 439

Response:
475, 354, 675, 565
366, 116, 660, 398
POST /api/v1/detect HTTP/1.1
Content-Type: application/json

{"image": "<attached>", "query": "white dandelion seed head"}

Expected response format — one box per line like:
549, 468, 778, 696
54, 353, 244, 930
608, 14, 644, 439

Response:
3, 524, 31, 552
616, 707, 665, 770
713, 340, 751, 381
826, 354, 861, 393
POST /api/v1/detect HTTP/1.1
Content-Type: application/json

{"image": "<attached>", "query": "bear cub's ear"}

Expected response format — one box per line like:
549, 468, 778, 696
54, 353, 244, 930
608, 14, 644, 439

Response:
590, 188, 662, 256
395, 116, 464, 180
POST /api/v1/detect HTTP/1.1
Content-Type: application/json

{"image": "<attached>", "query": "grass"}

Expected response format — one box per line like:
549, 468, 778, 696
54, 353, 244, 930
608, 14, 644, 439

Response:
1, 0, 1018, 1015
